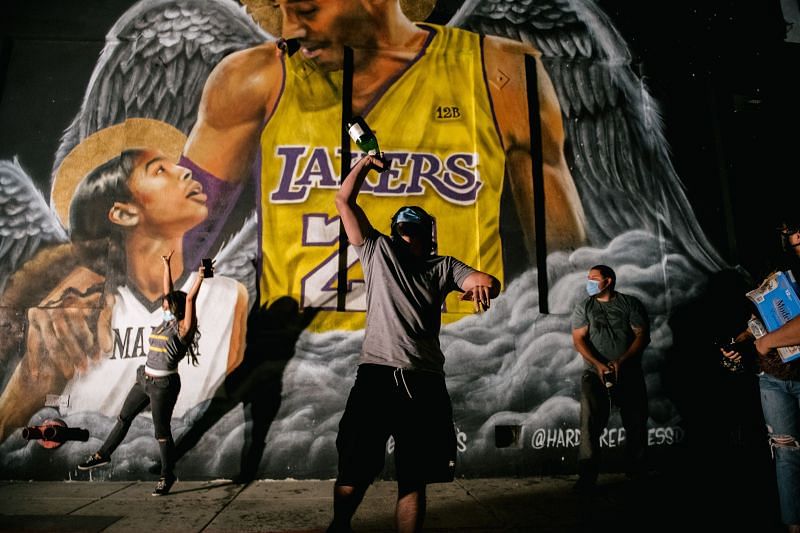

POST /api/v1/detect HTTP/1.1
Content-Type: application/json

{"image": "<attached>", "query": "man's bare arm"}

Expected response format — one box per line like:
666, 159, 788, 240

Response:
572, 325, 611, 375
459, 271, 501, 310
184, 43, 284, 183
484, 37, 587, 254
334, 155, 383, 246
161, 251, 174, 296
755, 315, 800, 355
616, 324, 650, 364
180, 266, 204, 339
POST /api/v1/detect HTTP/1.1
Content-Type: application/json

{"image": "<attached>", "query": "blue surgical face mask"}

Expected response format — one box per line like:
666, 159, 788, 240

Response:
586, 279, 602, 296
163, 310, 176, 322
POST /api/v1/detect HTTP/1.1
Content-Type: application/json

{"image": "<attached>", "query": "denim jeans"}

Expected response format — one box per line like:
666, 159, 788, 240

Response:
759, 372, 800, 525
99, 365, 181, 477
578, 368, 648, 482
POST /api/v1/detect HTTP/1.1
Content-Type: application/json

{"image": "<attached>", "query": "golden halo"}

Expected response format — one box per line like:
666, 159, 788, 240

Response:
240, 0, 437, 37
52, 118, 186, 230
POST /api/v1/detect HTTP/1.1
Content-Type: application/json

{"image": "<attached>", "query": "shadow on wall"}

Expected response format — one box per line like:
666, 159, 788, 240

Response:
152, 296, 319, 482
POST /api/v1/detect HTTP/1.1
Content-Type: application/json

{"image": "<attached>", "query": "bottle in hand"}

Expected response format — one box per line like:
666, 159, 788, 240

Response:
347, 116, 380, 156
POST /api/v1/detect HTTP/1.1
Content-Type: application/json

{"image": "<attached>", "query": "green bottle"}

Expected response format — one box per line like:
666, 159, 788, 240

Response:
347, 116, 380, 155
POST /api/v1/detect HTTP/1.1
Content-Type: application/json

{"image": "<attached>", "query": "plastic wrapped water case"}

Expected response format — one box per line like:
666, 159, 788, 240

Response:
746, 270, 800, 362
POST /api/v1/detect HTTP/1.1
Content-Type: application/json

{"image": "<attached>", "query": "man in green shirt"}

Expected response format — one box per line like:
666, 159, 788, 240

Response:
571, 265, 650, 492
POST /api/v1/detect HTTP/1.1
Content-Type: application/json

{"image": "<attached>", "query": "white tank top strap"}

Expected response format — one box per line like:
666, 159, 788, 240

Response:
144, 366, 178, 377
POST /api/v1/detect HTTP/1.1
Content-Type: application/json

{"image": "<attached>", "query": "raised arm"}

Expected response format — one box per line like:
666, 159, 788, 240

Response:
179, 266, 204, 339
334, 155, 384, 246
161, 251, 174, 296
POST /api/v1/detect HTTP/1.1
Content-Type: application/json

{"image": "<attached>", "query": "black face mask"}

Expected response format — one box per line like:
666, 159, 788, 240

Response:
397, 222, 425, 238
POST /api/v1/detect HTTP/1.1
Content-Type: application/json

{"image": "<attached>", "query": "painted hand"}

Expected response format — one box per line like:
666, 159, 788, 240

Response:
25, 267, 114, 381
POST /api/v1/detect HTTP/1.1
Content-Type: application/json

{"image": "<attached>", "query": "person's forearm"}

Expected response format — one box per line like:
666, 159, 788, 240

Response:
760, 315, 800, 350
573, 336, 606, 368
617, 332, 649, 364
335, 157, 379, 246
336, 157, 373, 206
462, 272, 501, 298
162, 260, 173, 295
186, 276, 203, 301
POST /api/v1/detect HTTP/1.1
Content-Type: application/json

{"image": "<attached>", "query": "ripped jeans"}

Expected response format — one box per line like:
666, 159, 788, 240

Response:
759, 372, 800, 525
99, 365, 180, 478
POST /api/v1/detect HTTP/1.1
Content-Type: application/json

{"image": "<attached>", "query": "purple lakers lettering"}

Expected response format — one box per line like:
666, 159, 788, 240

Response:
270, 146, 482, 205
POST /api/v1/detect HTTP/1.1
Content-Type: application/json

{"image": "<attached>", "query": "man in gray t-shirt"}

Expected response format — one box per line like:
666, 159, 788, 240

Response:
330, 154, 501, 532
571, 264, 650, 492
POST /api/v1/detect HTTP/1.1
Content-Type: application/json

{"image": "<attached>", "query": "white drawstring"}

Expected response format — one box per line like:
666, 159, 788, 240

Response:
393, 368, 413, 399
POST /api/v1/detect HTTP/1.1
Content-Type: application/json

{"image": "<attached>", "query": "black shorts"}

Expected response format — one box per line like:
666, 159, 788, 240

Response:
335, 363, 456, 486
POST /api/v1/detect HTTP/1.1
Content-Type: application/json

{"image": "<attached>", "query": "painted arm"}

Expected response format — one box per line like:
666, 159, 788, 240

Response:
183, 43, 284, 183
225, 281, 249, 374
459, 271, 501, 311
334, 155, 384, 246
484, 37, 587, 255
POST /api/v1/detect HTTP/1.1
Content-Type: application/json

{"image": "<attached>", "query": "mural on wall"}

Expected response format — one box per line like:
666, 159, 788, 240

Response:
0, 0, 725, 480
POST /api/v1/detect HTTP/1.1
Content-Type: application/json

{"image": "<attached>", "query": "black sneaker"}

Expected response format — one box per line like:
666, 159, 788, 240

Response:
152, 475, 176, 496
77, 452, 110, 470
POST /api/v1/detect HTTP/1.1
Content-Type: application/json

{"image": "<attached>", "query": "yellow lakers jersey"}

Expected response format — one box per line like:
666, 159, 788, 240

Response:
260, 24, 505, 331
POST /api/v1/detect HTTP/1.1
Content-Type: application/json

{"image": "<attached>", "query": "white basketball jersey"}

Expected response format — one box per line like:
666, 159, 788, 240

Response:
62, 274, 239, 417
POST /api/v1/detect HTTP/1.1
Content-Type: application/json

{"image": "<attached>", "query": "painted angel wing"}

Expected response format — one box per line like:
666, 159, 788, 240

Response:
52, 0, 271, 177
449, 0, 726, 272
0, 158, 68, 295
214, 212, 259, 308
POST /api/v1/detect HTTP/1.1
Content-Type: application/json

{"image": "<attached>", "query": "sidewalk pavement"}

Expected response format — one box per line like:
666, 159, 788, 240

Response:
0, 473, 780, 532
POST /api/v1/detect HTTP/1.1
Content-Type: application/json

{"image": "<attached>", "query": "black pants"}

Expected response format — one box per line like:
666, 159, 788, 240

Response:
99, 365, 181, 477
578, 368, 648, 482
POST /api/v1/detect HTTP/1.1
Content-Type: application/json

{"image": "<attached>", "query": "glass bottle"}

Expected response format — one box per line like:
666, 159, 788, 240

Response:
347, 116, 380, 155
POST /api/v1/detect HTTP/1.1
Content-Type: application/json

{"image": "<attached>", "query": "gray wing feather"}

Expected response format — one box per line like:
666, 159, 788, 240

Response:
52, 0, 271, 177
0, 158, 68, 294
450, 0, 725, 271
214, 211, 259, 309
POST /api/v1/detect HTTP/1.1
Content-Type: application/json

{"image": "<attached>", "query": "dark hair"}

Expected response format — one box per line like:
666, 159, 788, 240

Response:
164, 290, 187, 320
590, 264, 616, 290
69, 149, 142, 242
390, 205, 435, 254
777, 220, 800, 254
68, 149, 144, 283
